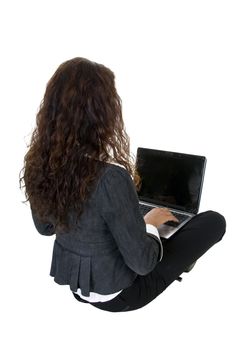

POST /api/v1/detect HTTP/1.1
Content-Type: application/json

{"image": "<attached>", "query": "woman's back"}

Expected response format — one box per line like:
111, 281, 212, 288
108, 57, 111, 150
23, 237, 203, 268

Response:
31, 162, 161, 297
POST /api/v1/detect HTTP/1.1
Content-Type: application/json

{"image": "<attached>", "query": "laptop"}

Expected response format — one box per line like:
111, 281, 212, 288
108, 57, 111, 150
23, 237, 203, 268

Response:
136, 147, 207, 239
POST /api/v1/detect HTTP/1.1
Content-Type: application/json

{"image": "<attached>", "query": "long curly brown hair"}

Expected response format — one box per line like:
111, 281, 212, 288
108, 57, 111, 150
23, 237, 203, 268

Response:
19, 57, 141, 233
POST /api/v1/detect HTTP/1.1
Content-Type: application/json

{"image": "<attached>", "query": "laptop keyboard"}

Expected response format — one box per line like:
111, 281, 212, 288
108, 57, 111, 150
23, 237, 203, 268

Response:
139, 203, 188, 227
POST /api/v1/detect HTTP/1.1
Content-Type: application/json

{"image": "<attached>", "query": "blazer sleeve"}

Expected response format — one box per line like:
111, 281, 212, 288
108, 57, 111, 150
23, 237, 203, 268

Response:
98, 166, 162, 275
30, 206, 55, 236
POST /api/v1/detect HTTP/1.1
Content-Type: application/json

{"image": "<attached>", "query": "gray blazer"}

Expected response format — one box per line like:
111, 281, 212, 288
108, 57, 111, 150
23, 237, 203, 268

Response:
31, 163, 161, 296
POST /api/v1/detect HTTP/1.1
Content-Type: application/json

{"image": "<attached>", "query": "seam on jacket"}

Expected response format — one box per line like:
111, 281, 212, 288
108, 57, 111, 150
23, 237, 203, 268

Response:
55, 239, 118, 257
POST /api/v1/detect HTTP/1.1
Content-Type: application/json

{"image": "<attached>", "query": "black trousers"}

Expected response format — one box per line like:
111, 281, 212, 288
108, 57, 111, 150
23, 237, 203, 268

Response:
72, 210, 226, 312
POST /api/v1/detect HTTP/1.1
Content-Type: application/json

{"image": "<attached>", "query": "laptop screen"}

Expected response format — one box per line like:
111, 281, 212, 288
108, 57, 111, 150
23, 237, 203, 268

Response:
135, 148, 206, 214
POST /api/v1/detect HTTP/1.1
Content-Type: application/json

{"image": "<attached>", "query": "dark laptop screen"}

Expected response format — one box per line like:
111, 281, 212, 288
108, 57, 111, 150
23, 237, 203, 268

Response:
135, 148, 206, 214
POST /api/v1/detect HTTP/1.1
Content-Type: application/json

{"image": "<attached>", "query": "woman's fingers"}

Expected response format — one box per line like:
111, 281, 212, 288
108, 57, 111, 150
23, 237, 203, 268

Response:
161, 209, 179, 222
168, 213, 179, 222
150, 207, 179, 221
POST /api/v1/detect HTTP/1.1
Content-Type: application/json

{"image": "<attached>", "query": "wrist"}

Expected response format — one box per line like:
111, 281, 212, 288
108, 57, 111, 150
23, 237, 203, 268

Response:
144, 220, 158, 228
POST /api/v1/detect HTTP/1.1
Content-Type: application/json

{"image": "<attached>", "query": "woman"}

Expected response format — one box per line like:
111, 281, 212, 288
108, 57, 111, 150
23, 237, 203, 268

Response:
19, 57, 226, 312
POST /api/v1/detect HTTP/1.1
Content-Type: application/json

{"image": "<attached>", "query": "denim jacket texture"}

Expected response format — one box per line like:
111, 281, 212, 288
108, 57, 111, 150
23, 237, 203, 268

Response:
31, 163, 161, 296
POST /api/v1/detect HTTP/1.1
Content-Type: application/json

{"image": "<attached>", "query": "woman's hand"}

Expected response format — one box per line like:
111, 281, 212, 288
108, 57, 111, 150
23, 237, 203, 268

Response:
144, 207, 179, 228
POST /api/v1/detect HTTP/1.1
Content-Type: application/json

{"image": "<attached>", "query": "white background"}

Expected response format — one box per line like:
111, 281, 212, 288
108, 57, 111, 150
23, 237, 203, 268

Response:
1, 1, 232, 349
